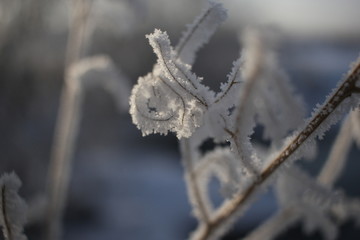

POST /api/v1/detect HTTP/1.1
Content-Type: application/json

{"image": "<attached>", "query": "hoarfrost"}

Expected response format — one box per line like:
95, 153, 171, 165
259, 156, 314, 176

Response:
129, 1, 360, 239
130, 29, 212, 138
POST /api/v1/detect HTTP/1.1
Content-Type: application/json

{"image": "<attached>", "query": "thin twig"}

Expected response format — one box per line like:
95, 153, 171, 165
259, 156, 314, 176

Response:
228, 31, 264, 176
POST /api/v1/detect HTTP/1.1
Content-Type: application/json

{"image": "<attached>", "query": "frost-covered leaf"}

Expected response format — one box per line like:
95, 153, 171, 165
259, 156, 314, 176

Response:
130, 29, 213, 138
130, 72, 197, 137
0, 172, 27, 240
147, 29, 211, 102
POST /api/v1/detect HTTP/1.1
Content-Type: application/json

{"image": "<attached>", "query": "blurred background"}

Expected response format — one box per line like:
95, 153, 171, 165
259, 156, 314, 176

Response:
0, 0, 360, 239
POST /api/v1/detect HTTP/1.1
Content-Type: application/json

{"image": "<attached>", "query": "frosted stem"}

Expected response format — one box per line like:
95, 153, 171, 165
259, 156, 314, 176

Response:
230, 30, 264, 175
192, 57, 360, 240
317, 112, 354, 186
46, 56, 128, 240
46, 1, 93, 239
233, 33, 263, 133
180, 139, 211, 223
175, 1, 227, 65
46, 76, 83, 240
65, 0, 93, 68
214, 66, 241, 103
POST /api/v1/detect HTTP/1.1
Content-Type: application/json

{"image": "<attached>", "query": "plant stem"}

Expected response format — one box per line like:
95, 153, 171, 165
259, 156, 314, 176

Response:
317, 112, 354, 187
45, 77, 83, 240
181, 139, 210, 223
45, 1, 92, 239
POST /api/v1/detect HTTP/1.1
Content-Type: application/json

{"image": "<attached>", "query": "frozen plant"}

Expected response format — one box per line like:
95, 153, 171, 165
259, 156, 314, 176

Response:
130, 1, 360, 239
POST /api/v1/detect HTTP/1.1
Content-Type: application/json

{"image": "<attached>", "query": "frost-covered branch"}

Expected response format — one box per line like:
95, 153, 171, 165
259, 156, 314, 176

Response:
245, 106, 360, 240
221, 29, 305, 176
191, 57, 360, 240
175, 0, 227, 65
129, 1, 360, 239
181, 139, 211, 223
